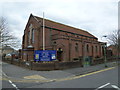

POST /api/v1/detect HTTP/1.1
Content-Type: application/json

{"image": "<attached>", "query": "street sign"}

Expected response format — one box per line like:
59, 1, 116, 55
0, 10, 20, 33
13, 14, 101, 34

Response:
34, 50, 56, 61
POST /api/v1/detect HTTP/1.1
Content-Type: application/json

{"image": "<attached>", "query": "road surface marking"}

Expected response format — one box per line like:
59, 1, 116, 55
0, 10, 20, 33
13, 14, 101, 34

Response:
8, 80, 19, 90
111, 85, 120, 90
24, 75, 46, 80
8, 80, 12, 83
2, 67, 116, 83
2, 71, 8, 77
56, 67, 115, 82
1, 69, 19, 90
95, 83, 110, 90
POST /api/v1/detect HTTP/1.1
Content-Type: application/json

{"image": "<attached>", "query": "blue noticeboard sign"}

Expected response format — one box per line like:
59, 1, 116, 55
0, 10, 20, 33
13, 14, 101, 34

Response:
34, 50, 56, 61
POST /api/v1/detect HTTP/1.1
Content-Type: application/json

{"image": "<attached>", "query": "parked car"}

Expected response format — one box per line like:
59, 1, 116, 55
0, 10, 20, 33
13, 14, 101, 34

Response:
5, 52, 19, 60
5, 53, 12, 60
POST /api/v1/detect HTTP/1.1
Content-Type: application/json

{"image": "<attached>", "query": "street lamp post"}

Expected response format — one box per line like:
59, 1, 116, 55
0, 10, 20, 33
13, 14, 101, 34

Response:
104, 42, 107, 67
102, 35, 107, 67
117, 30, 120, 61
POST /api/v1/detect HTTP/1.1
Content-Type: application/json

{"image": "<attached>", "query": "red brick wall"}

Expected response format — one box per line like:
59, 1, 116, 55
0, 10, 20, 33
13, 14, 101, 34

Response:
107, 45, 120, 56
22, 14, 104, 61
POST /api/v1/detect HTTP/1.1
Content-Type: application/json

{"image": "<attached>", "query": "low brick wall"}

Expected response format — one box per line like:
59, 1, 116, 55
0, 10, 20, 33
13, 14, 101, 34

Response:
3, 58, 12, 63
92, 56, 120, 65
92, 58, 104, 65
55, 61, 82, 70
32, 62, 55, 71
2, 56, 119, 71
29, 61, 82, 70
107, 57, 120, 62
3, 58, 82, 71
12, 60, 20, 66
19, 61, 26, 67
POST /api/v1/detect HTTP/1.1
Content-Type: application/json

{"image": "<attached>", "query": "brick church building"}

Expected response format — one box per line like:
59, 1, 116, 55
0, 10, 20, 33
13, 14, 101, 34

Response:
21, 14, 105, 62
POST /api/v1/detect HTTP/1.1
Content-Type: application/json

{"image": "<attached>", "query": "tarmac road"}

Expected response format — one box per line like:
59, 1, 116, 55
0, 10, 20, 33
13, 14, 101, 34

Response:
1, 61, 119, 89
20, 66, 119, 89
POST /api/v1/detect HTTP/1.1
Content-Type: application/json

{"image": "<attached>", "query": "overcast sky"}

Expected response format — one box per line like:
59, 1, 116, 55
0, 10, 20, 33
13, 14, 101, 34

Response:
0, 0, 119, 47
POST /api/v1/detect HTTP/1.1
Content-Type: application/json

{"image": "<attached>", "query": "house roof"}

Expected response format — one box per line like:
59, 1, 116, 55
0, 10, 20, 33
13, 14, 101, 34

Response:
32, 14, 97, 39
2, 46, 14, 50
107, 45, 116, 49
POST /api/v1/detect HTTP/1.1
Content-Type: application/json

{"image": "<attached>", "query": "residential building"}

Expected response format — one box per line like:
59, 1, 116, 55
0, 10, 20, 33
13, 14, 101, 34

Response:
2, 46, 15, 55
107, 45, 120, 57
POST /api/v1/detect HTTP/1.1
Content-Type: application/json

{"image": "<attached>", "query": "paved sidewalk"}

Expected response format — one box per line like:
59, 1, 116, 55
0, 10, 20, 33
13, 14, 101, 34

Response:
63, 61, 118, 76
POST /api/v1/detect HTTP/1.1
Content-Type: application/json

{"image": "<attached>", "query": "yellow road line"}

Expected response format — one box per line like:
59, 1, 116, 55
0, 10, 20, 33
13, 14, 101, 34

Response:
56, 67, 115, 82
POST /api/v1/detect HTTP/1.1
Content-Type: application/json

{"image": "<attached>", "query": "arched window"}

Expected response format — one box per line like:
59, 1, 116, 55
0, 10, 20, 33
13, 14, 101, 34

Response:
92, 46, 94, 55
32, 29, 34, 43
96, 46, 98, 53
75, 43, 78, 52
87, 44, 89, 53
28, 31, 30, 45
53, 41, 56, 44
102, 46, 104, 56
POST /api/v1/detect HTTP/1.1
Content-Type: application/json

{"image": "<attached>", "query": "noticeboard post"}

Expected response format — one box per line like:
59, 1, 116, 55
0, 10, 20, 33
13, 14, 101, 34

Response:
34, 50, 56, 61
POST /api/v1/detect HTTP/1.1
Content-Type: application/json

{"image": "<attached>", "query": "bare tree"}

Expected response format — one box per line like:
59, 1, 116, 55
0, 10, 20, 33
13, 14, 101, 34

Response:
107, 29, 120, 57
107, 30, 119, 45
0, 17, 21, 49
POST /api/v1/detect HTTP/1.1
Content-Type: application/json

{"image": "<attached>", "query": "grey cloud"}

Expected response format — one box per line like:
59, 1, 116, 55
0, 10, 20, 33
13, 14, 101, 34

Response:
1, 0, 118, 45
